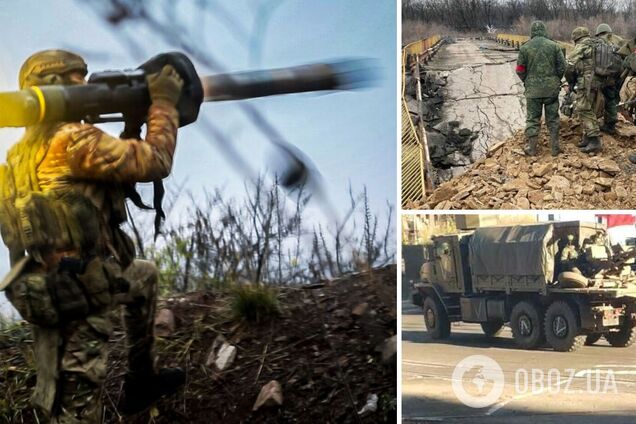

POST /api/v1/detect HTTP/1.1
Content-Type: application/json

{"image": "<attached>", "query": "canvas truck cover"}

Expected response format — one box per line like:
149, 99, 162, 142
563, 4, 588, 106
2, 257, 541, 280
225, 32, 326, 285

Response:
469, 224, 555, 285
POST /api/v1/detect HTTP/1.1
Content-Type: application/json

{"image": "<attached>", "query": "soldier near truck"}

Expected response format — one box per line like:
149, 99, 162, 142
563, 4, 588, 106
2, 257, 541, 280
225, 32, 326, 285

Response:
412, 221, 636, 352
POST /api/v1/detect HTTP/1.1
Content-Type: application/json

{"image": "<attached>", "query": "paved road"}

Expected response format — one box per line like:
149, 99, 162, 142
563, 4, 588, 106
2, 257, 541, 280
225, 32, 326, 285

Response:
402, 301, 636, 423
425, 38, 525, 160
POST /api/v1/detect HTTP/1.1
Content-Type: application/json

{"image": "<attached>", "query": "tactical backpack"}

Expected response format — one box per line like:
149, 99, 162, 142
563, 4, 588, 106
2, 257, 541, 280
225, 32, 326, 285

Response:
0, 128, 102, 265
592, 38, 623, 78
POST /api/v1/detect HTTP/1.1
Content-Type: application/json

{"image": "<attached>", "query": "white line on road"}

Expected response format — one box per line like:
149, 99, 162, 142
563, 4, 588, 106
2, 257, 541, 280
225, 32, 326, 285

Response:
402, 360, 454, 369
595, 364, 636, 368
486, 378, 570, 416
576, 369, 636, 377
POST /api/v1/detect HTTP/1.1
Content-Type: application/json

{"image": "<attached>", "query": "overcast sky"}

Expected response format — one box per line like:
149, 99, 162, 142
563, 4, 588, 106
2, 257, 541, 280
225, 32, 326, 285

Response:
0, 0, 398, 317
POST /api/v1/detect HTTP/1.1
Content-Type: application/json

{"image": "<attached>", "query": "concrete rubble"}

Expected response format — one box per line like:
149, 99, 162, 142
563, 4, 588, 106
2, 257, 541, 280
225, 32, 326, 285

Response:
410, 120, 636, 210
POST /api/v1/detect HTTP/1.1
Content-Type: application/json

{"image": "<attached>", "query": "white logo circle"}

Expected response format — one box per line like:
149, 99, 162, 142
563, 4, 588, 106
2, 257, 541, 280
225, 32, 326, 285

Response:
452, 354, 505, 408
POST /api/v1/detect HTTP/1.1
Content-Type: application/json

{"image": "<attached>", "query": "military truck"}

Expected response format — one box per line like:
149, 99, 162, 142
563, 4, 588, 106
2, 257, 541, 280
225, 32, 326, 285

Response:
411, 221, 636, 352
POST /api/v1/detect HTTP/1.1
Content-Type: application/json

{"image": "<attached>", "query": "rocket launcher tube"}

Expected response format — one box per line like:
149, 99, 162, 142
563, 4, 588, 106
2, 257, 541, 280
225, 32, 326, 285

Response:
0, 87, 66, 127
201, 60, 375, 102
0, 52, 375, 129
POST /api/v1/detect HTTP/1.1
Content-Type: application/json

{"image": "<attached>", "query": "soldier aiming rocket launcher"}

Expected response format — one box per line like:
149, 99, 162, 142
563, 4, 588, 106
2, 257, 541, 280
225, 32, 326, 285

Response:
0, 52, 374, 188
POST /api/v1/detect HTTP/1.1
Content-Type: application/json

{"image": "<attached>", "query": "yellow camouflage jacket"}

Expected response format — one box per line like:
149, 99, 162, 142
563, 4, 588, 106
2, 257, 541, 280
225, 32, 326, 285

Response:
0, 101, 178, 266
40, 102, 177, 188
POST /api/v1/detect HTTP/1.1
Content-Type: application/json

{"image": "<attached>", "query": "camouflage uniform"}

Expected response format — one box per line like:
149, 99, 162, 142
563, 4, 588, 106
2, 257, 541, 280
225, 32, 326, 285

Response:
621, 38, 636, 114
596, 24, 626, 134
0, 50, 182, 422
516, 21, 566, 156
560, 235, 579, 272
566, 27, 603, 152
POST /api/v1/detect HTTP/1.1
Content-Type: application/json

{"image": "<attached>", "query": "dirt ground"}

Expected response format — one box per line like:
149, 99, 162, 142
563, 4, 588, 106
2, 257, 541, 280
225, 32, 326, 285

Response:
0, 266, 397, 423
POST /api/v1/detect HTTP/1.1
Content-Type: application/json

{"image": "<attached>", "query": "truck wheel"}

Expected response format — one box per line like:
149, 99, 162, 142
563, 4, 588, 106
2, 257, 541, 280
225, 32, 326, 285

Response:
605, 324, 636, 347
510, 301, 545, 349
423, 296, 451, 339
544, 301, 585, 352
584, 334, 603, 345
481, 321, 504, 338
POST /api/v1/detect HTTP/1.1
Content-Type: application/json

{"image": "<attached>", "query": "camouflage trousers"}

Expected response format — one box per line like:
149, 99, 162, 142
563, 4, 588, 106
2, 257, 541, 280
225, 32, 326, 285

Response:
575, 86, 601, 137
524, 96, 560, 138
600, 81, 620, 127
29, 259, 159, 423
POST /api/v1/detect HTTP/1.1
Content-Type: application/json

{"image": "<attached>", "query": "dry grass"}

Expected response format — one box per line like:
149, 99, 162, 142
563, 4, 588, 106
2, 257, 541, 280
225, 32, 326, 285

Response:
0, 321, 37, 423
229, 283, 280, 323
402, 20, 482, 45
512, 15, 636, 41
404, 15, 635, 45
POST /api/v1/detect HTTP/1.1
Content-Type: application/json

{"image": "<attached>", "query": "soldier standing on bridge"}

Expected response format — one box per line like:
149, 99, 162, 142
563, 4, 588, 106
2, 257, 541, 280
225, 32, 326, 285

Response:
624, 38, 636, 163
515, 21, 566, 157
566, 27, 604, 154
595, 23, 625, 135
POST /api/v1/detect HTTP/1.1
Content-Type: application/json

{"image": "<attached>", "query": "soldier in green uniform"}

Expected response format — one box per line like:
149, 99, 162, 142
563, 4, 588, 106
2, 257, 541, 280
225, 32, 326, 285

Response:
516, 21, 566, 157
0, 50, 186, 422
595, 23, 625, 135
566, 27, 603, 153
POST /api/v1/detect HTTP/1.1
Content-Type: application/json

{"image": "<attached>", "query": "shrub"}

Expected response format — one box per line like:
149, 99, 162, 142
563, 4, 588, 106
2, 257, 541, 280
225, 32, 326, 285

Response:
230, 283, 280, 323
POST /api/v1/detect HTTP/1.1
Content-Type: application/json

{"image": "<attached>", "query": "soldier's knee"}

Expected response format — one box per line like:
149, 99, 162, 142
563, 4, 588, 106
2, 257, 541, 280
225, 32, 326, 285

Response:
127, 259, 159, 283
121, 259, 159, 302
6, 273, 60, 326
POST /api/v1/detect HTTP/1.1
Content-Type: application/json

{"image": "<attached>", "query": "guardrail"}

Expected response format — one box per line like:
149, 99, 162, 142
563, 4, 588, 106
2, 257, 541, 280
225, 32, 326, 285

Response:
403, 35, 441, 57
496, 33, 529, 49
496, 33, 574, 53
401, 35, 441, 207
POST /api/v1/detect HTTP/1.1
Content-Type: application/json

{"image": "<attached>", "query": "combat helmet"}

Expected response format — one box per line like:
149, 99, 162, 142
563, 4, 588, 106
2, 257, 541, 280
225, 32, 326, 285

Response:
571, 27, 590, 43
595, 23, 612, 36
19, 49, 87, 89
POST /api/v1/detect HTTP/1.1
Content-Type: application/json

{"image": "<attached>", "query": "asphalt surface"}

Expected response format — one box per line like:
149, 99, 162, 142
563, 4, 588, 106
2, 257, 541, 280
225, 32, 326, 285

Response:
402, 300, 636, 423
424, 38, 525, 161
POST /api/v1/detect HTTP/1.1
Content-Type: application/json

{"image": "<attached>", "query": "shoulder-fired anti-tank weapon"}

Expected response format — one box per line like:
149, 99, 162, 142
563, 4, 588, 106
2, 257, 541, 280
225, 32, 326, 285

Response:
0, 52, 375, 189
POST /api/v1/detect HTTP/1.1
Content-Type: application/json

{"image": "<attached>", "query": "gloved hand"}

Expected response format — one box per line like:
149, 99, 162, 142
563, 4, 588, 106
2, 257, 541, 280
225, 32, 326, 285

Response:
147, 64, 184, 106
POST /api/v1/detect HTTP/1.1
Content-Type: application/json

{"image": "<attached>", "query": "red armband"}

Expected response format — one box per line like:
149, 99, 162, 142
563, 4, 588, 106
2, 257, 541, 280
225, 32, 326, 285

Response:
516, 64, 526, 73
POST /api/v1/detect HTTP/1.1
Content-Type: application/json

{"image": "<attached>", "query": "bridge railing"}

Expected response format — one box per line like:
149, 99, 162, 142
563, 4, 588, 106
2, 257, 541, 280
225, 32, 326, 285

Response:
403, 35, 441, 57
496, 33, 574, 53
401, 35, 441, 207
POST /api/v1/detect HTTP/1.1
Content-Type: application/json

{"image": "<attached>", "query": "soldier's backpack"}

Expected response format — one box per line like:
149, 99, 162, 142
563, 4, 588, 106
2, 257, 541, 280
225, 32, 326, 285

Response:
592, 38, 623, 78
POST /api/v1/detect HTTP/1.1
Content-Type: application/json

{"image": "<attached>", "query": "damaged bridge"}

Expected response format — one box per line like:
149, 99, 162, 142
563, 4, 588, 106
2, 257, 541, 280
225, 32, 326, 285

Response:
403, 35, 636, 211
402, 37, 526, 205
